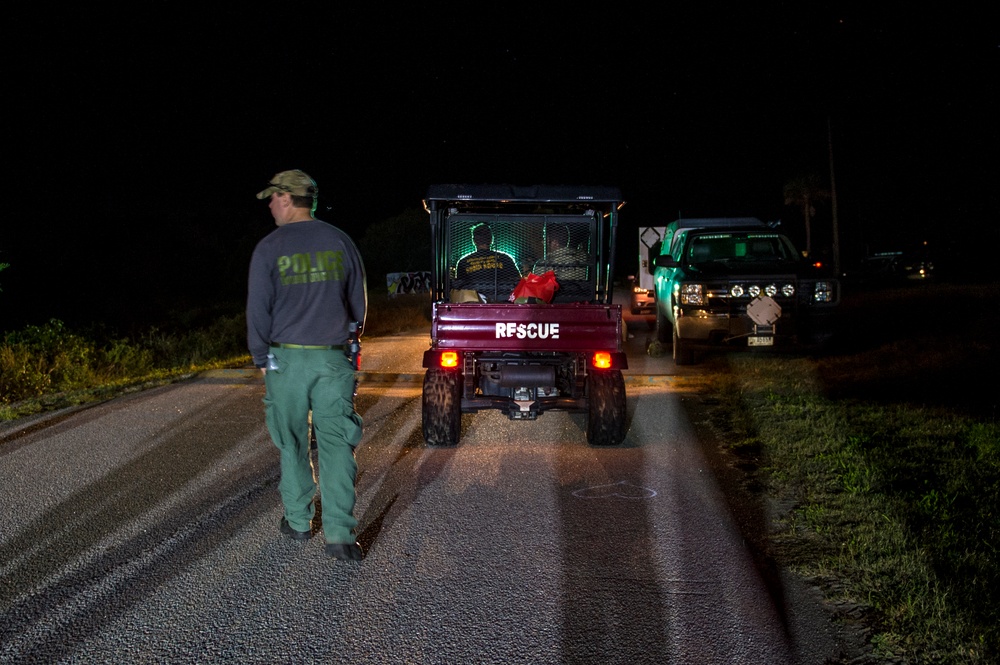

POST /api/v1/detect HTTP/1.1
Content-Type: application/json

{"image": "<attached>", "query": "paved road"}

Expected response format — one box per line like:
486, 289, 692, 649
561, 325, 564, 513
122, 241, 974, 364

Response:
0, 317, 851, 664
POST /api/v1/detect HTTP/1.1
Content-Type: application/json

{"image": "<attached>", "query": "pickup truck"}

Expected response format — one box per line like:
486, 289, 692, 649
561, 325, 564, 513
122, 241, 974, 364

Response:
421, 184, 628, 447
653, 217, 839, 365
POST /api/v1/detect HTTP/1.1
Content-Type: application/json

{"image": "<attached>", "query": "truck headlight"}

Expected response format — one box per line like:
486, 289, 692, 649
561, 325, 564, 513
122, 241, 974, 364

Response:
678, 283, 704, 305
813, 281, 834, 302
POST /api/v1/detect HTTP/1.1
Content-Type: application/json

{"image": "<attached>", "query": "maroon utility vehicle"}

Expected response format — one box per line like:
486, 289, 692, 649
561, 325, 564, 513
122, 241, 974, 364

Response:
421, 184, 628, 447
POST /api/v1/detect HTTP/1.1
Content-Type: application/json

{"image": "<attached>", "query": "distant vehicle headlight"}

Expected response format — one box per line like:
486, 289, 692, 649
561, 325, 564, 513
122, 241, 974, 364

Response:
679, 283, 704, 305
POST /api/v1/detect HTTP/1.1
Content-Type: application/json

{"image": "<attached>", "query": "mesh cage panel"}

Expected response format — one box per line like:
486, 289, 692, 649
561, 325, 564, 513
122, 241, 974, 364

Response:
445, 213, 597, 303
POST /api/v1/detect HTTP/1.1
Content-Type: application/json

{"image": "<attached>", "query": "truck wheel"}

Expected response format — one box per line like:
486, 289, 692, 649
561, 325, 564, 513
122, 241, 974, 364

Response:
672, 326, 696, 366
587, 369, 626, 446
655, 307, 671, 344
422, 369, 461, 446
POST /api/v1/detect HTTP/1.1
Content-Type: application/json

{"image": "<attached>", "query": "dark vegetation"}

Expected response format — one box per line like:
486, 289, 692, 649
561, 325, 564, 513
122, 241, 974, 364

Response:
0, 204, 432, 418
0, 289, 431, 420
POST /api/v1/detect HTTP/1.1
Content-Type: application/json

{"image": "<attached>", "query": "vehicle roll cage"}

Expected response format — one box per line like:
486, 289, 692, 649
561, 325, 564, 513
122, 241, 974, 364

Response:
423, 184, 624, 304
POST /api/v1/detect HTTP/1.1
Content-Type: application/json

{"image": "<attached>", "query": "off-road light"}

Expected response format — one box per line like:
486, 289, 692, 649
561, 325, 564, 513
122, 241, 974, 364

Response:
440, 351, 459, 368
748, 285, 761, 297
730, 284, 745, 297
592, 352, 613, 369
782, 284, 796, 297
765, 284, 778, 297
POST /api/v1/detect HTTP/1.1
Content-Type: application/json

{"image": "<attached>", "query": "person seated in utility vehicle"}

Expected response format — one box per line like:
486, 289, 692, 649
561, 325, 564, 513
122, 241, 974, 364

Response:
453, 222, 521, 301
533, 223, 589, 280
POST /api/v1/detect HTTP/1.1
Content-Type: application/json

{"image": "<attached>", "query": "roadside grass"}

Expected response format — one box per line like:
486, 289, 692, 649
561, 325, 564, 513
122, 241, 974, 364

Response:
0, 290, 431, 420
699, 281, 999, 663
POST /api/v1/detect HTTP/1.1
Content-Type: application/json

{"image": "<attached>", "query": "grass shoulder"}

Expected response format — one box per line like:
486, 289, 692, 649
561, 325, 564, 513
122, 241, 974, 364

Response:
690, 281, 999, 663
0, 291, 431, 421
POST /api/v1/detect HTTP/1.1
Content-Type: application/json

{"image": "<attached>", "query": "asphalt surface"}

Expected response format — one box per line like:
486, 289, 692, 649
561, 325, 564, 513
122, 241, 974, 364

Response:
0, 310, 862, 664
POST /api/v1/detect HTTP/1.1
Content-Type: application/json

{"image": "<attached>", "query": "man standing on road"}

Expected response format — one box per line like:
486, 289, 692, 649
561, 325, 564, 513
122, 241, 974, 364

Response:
247, 169, 368, 562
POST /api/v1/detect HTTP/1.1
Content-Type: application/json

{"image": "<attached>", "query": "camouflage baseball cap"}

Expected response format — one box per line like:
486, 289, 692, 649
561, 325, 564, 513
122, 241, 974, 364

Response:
255, 169, 318, 199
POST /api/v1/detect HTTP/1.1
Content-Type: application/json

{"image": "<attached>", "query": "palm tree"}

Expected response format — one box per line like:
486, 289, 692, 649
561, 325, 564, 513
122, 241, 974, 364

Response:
783, 175, 831, 257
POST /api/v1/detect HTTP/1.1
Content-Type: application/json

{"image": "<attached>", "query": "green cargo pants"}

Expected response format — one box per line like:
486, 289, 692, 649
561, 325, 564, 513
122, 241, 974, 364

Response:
263, 346, 363, 543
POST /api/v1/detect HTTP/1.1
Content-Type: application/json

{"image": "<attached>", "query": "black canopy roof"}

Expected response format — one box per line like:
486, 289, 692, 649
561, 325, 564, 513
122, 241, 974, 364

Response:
425, 184, 623, 205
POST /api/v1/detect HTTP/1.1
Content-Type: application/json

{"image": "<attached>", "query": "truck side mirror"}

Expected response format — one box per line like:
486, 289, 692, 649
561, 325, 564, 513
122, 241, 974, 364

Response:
653, 254, 679, 269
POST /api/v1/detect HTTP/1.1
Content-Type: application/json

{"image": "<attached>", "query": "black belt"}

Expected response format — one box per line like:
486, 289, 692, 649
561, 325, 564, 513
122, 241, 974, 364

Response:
270, 343, 346, 350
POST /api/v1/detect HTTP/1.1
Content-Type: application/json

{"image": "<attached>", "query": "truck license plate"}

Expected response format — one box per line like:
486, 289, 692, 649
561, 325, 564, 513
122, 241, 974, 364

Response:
748, 336, 774, 347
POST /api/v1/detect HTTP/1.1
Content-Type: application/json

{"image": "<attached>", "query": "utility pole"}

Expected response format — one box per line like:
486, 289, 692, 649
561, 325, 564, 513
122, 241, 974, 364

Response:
828, 116, 841, 276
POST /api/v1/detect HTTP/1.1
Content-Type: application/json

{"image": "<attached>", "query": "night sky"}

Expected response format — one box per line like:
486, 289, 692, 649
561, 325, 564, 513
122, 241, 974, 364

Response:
3, 6, 997, 330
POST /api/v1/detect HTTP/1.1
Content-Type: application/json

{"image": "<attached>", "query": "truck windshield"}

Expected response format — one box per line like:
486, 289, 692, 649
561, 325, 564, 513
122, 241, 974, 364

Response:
687, 233, 797, 264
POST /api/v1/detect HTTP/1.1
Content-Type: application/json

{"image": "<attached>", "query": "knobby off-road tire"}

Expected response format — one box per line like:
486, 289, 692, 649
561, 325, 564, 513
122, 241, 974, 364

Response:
672, 325, 696, 366
422, 369, 461, 446
586, 369, 626, 446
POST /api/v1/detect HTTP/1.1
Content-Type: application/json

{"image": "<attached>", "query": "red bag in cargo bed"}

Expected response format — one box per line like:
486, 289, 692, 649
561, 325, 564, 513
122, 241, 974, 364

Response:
509, 270, 559, 303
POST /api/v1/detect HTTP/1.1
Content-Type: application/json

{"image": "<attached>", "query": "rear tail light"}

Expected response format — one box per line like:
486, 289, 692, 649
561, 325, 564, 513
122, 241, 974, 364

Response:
592, 352, 612, 369
440, 351, 459, 368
